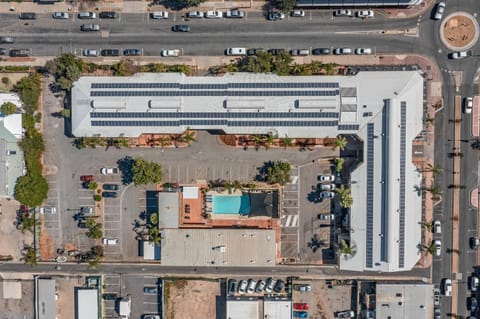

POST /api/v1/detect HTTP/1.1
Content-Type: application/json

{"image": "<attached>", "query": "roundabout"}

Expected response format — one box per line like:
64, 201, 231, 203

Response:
440, 12, 479, 51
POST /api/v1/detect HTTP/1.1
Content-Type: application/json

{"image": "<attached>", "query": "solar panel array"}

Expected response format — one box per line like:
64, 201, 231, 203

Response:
398, 102, 407, 268
91, 82, 340, 89
90, 90, 340, 97
337, 124, 360, 131
366, 123, 375, 268
91, 120, 339, 127
91, 112, 340, 119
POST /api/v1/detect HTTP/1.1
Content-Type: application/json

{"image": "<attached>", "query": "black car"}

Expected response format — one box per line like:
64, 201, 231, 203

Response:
103, 184, 119, 191
0, 37, 14, 44
468, 297, 478, 312
312, 48, 331, 55
470, 237, 480, 250
123, 49, 142, 56
99, 11, 118, 19
273, 279, 285, 293
101, 49, 120, 57
78, 222, 88, 228
102, 293, 118, 300
171, 25, 191, 32
0, 48, 7, 55
268, 48, 286, 56
267, 12, 284, 21
19, 12, 37, 20
9, 49, 30, 57
102, 191, 118, 198
228, 279, 237, 295
246, 48, 265, 56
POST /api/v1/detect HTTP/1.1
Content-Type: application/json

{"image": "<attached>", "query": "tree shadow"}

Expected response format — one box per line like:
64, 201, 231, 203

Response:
117, 156, 134, 185
256, 160, 274, 181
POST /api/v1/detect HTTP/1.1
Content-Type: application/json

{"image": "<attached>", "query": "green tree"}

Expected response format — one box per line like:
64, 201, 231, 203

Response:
266, 161, 291, 185
14, 173, 49, 207
425, 185, 441, 199
336, 185, 353, 208
24, 246, 38, 266
328, 136, 348, 151
59, 109, 71, 118
44, 53, 87, 90
278, 0, 297, 13
273, 51, 293, 75
149, 212, 158, 226
280, 135, 293, 149
182, 130, 196, 144
132, 157, 163, 186
85, 216, 97, 228
425, 163, 442, 176
94, 195, 102, 201
0, 101, 17, 115
232, 180, 243, 192
337, 239, 357, 260
21, 213, 39, 234
87, 224, 103, 239
335, 157, 344, 172
87, 181, 98, 190
420, 220, 433, 231
14, 73, 41, 114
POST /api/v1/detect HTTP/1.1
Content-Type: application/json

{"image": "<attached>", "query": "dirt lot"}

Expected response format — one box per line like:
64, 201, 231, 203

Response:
0, 72, 30, 92
56, 276, 84, 319
0, 278, 34, 319
0, 198, 33, 262
164, 279, 221, 319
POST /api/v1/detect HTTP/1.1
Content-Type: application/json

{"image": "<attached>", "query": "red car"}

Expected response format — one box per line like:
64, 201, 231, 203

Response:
80, 175, 94, 182
294, 303, 310, 311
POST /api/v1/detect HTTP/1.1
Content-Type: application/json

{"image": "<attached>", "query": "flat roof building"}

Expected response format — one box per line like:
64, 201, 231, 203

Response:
264, 300, 292, 319
375, 284, 434, 319
72, 71, 424, 272
160, 228, 276, 267
157, 192, 180, 229
75, 288, 98, 319
226, 300, 260, 319
35, 278, 56, 319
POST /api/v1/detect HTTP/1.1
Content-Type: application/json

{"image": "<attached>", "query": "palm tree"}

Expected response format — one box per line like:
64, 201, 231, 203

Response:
280, 135, 293, 149
420, 220, 433, 231
324, 63, 337, 75
253, 134, 264, 150
425, 163, 442, 176
425, 185, 441, 198
337, 239, 357, 260
422, 241, 437, 255
182, 130, 196, 144
232, 180, 243, 192
328, 136, 348, 151
308, 60, 322, 74
265, 133, 276, 149
159, 136, 171, 149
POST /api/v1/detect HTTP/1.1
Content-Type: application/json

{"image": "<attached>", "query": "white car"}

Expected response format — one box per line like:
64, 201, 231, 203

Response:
433, 2, 445, 20
450, 51, 468, 60
52, 12, 69, 19
40, 207, 57, 214
355, 48, 372, 55
187, 11, 204, 18
334, 48, 352, 55
470, 276, 479, 292
150, 11, 168, 19
433, 220, 441, 233
357, 10, 374, 18
318, 174, 335, 182
433, 240, 442, 256
442, 279, 452, 296
55, 255, 67, 263
319, 183, 336, 191
102, 238, 119, 245
225, 10, 245, 18
225, 48, 246, 56
319, 191, 335, 199
246, 279, 257, 294
205, 10, 222, 19
334, 9, 353, 17
161, 49, 180, 57
291, 10, 305, 17
100, 167, 119, 175
238, 280, 248, 294
83, 49, 98, 57
464, 97, 473, 114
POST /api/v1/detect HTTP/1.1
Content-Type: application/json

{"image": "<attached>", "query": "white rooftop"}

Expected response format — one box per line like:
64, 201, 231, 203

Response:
75, 288, 98, 319
36, 278, 56, 319
264, 300, 292, 319
375, 284, 434, 319
226, 300, 260, 319
160, 228, 276, 267
157, 192, 179, 229
182, 186, 198, 199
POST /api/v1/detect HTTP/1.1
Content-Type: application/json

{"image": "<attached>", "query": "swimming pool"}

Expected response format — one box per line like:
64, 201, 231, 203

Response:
213, 195, 250, 215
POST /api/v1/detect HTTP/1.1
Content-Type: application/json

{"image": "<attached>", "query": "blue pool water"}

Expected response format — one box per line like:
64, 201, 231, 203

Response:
213, 195, 250, 215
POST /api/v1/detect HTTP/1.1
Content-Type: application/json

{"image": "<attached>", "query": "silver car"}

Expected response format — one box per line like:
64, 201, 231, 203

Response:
238, 280, 248, 294
433, 2, 445, 20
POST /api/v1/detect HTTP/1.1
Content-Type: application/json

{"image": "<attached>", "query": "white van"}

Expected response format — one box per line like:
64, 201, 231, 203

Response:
226, 48, 246, 56
78, 12, 96, 19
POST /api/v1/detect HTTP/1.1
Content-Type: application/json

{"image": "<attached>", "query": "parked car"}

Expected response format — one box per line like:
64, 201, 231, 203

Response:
101, 167, 119, 175
102, 293, 118, 300
101, 49, 120, 57
80, 206, 94, 215
187, 11, 204, 18
433, 220, 441, 233
78, 12, 96, 19
205, 10, 222, 18
9, 49, 30, 57
83, 49, 98, 57
450, 51, 469, 60
293, 284, 312, 292
225, 48, 246, 56
171, 25, 190, 32
334, 48, 352, 55
433, 2, 446, 20
268, 12, 285, 21
103, 184, 119, 191
294, 303, 310, 310
40, 207, 57, 214
143, 286, 158, 294
268, 48, 286, 55
0, 48, 6, 55
464, 97, 473, 114
468, 297, 478, 312
228, 279, 237, 295
291, 10, 305, 17
150, 11, 168, 19
318, 174, 335, 182
469, 276, 479, 292
103, 238, 119, 245
357, 10, 374, 18
99, 11, 118, 19
238, 280, 248, 294
255, 280, 266, 293
319, 191, 335, 199
442, 278, 452, 296
318, 183, 336, 191
55, 255, 67, 263
225, 10, 245, 18
80, 175, 94, 182
312, 48, 331, 55
433, 288, 441, 306
161, 49, 180, 57
247, 279, 257, 294
290, 49, 310, 56
434, 308, 441, 319
337, 310, 355, 318
265, 277, 276, 293
0, 37, 14, 44
102, 192, 118, 198
19, 12, 36, 20
52, 12, 69, 19
123, 49, 141, 56
434, 240, 442, 256
81, 24, 100, 32
334, 9, 352, 17
273, 279, 285, 293
318, 213, 334, 221
143, 315, 160, 319
355, 48, 372, 55
293, 311, 308, 318
470, 237, 480, 249
247, 48, 265, 56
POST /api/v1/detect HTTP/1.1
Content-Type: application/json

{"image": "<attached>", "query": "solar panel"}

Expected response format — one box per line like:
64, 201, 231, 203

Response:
398, 102, 407, 268
90, 90, 340, 97
91, 119, 338, 127
90, 111, 340, 119
366, 123, 375, 268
